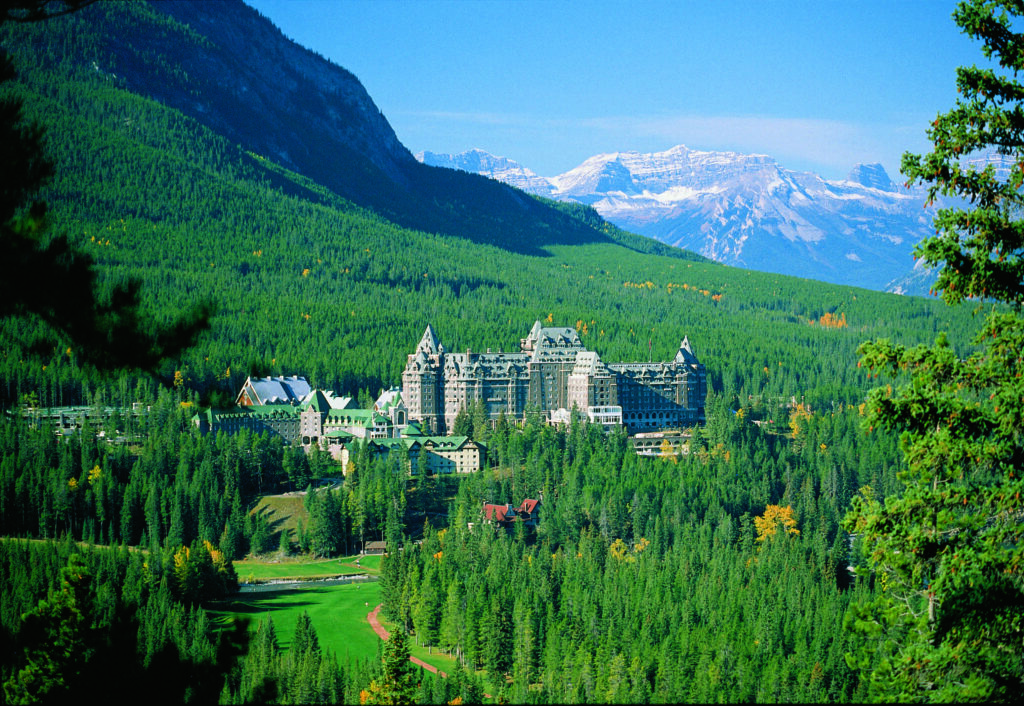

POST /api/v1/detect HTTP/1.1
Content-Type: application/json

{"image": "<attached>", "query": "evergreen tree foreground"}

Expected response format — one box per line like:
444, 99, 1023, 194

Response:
844, 0, 1024, 701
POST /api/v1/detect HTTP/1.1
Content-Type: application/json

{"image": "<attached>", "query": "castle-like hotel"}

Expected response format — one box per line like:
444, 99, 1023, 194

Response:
402, 321, 706, 435
190, 322, 706, 472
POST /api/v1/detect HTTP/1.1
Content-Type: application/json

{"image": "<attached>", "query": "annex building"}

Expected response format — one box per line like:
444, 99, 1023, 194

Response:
401, 322, 706, 435
192, 376, 486, 474
194, 377, 400, 448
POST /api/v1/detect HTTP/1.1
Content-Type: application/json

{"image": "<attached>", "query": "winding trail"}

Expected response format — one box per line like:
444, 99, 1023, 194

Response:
367, 604, 449, 678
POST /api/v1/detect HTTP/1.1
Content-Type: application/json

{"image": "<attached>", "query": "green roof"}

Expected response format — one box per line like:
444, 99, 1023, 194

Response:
324, 429, 356, 440
300, 390, 333, 414
369, 438, 413, 451
422, 435, 472, 449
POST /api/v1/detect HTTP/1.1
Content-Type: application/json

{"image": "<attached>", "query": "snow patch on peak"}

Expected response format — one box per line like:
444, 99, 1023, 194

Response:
419, 144, 943, 291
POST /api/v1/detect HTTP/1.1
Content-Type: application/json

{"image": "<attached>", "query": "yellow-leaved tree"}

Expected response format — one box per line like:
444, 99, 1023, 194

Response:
754, 505, 800, 543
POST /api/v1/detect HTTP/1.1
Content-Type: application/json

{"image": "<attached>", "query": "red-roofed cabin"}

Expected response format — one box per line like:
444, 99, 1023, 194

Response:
517, 498, 540, 526
482, 503, 515, 526
481, 499, 541, 528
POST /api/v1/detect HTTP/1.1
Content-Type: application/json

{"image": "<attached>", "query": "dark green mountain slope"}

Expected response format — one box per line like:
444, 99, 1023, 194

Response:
0, 0, 975, 408
16, 0, 621, 256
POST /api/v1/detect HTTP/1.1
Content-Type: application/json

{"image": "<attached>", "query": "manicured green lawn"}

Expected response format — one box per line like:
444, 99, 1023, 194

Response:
212, 553, 460, 680
210, 581, 382, 663
233, 553, 380, 582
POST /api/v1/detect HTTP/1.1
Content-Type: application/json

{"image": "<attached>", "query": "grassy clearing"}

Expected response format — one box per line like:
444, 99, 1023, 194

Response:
210, 581, 383, 663
252, 493, 308, 543
234, 553, 380, 582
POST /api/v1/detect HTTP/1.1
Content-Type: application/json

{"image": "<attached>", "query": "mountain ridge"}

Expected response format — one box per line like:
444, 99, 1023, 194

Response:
420, 146, 939, 293
45, 0, 634, 257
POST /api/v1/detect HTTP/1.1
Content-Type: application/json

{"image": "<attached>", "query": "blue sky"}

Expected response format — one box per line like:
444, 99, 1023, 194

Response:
246, 0, 985, 181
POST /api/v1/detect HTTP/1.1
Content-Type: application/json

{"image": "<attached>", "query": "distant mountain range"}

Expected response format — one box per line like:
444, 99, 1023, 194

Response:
418, 146, 943, 293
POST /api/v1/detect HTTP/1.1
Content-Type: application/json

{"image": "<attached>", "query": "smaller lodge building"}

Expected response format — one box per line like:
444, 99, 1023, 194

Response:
480, 498, 541, 530
193, 376, 486, 474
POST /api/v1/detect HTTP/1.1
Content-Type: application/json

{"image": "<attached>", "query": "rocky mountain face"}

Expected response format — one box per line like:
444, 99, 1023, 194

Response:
421, 145, 941, 292
60, 0, 610, 255
418, 149, 558, 196
139, 1, 415, 192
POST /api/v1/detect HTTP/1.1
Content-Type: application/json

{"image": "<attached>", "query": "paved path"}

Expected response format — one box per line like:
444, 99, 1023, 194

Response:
366, 604, 449, 678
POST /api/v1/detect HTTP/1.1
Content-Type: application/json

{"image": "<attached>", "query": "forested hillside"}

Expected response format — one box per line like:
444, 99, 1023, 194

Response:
0, 0, 976, 410
0, 1, 999, 703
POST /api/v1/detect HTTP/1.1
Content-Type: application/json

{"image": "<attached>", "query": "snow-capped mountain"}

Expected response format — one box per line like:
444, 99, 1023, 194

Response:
419, 145, 939, 293
417, 149, 558, 197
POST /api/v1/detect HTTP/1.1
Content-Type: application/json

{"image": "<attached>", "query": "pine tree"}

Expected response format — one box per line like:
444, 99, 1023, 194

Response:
2, 554, 90, 703
452, 405, 472, 437
470, 399, 489, 442
287, 612, 323, 703
379, 495, 407, 619
361, 627, 418, 705
238, 618, 280, 703
844, 1, 1024, 700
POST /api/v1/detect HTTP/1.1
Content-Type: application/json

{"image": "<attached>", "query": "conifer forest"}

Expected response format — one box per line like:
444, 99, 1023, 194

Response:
0, 0, 1020, 703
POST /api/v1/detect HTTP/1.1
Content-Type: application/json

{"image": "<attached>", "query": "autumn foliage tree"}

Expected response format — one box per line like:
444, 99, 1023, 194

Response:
171, 539, 238, 604
754, 504, 800, 543
844, 1, 1024, 701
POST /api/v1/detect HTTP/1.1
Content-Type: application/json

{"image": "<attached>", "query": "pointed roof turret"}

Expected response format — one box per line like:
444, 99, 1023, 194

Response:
416, 325, 440, 355
674, 336, 699, 365
521, 320, 543, 352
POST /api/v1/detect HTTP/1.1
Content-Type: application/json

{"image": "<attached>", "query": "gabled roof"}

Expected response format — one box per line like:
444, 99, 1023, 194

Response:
539, 326, 582, 347
422, 435, 473, 450
526, 320, 542, 343
483, 503, 515, 523
522, 321, 583, 354
375, 387, 405, 412
300, 389, 333, 414
299, 389, 354, 409
571, 351, 609, 377
238, 375, 311, 405
483, 498, 539, 524
518, 498, 540, 515
328, 394, 357, 409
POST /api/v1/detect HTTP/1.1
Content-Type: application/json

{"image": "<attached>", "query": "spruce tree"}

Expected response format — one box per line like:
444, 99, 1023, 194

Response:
844, 1, 1024, 700
379, 501, 405, 622
362, 627, 418, 705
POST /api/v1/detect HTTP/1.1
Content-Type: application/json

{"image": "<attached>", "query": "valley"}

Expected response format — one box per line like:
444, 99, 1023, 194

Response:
0, 1, 1019, 704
